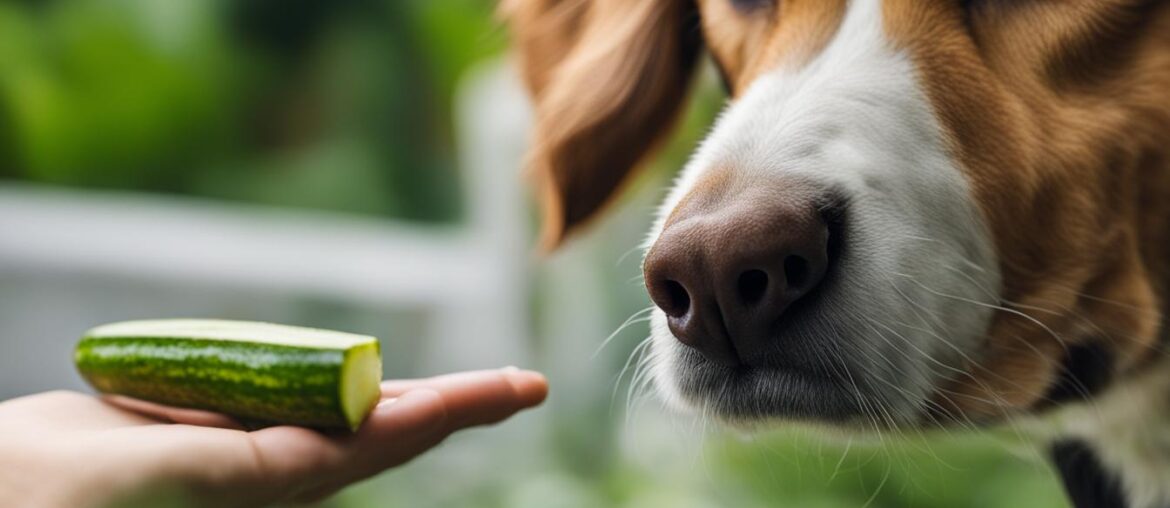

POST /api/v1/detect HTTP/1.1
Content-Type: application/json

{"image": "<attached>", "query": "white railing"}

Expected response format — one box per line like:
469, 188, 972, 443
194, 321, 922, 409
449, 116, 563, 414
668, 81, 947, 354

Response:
0, 59, 533, 388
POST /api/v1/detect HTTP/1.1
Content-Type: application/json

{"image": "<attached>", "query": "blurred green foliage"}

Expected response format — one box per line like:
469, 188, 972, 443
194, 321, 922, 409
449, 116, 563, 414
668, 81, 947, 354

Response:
0, 0, 511, 221
0, 0, 236, 189
330, 425, 1068, 508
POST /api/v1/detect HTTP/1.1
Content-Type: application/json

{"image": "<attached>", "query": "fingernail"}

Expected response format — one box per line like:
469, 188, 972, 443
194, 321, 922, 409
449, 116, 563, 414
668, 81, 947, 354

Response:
376, 397, 398, 410
502, 365, 519, 373
514, 370, 547, 386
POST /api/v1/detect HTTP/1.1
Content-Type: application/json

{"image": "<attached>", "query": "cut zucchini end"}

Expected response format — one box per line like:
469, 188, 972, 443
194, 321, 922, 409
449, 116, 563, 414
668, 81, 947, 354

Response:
341, 342, 383, 431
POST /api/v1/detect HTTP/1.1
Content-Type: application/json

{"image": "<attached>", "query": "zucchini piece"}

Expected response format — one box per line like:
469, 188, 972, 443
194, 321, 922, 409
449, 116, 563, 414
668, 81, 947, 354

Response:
75, 319, 383, 431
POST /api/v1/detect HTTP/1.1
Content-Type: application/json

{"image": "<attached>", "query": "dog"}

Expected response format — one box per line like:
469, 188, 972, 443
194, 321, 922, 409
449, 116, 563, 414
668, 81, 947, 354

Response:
505, 1, 1170, 507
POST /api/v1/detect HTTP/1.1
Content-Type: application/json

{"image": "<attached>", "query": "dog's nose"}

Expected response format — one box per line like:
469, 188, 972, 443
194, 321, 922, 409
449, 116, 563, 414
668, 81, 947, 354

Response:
643, 194, 831, 366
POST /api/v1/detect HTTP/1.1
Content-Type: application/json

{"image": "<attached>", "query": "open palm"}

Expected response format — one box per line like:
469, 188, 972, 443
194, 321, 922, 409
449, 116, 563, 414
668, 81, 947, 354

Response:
0, 368, 547, 508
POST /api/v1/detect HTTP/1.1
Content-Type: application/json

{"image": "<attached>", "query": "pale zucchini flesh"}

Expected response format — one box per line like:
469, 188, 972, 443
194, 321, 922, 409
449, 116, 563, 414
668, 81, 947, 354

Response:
75, 319, 383, 431
341, 342, 383, 430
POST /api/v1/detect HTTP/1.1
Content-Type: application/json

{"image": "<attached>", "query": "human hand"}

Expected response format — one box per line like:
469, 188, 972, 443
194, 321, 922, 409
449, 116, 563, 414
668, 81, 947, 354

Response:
0, 368, 548, 508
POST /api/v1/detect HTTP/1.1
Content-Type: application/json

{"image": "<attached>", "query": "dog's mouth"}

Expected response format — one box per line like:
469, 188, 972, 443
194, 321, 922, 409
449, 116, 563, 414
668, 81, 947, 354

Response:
667, 346, 870, 424
648, 264, 928, 429
651, 305, 952, 430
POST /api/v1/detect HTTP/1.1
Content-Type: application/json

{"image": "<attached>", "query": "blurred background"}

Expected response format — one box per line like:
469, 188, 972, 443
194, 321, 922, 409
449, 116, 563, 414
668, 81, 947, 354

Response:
0, 0, 1071, 506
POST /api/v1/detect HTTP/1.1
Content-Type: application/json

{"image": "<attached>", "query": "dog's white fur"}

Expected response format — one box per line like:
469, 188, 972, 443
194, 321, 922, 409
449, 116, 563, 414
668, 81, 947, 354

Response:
645, 0, 1000, 425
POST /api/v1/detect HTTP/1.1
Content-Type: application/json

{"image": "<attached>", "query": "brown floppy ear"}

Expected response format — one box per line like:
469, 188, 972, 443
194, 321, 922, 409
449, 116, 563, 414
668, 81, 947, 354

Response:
503, 0, 703, 250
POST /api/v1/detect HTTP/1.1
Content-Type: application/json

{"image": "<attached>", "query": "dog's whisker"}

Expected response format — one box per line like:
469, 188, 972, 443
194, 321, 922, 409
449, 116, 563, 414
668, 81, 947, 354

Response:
593, 309, 655, 360
892, 271, 1075, 354
888, 272, 1122, 420
613, 336, 654, 416
615, 244, 645, 268
883, 278, 1063, 414
838, 318, 954, 467
827, 435, 854, 483
860, 458, 893, 508
879, 273, 1109, 461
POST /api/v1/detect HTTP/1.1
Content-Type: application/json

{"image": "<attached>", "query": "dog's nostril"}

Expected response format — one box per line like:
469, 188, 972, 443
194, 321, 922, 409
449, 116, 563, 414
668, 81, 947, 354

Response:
783, 255, 810, 290
661, 280, 691, 318
736, 269, 769, 305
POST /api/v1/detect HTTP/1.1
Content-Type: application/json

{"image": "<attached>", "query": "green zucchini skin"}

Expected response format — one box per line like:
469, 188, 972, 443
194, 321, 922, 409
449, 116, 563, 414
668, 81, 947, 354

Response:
76, 334, 375, 430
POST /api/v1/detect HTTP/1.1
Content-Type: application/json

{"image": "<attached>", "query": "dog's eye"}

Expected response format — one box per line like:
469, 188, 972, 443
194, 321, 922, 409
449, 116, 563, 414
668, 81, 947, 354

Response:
731, 0, 774, 13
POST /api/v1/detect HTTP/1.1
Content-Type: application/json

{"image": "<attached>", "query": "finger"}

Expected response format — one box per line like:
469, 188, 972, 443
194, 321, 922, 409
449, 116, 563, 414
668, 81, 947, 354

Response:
380, 369, 549, 428
379, 367, 544, 399
247, 389, 448, 501
101, 395, 245, 430
427, 368, 547, 430
300, 370, 548, 498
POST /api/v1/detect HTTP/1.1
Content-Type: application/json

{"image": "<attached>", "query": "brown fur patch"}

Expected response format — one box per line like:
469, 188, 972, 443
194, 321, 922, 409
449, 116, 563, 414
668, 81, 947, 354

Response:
880, 0, 1170, 420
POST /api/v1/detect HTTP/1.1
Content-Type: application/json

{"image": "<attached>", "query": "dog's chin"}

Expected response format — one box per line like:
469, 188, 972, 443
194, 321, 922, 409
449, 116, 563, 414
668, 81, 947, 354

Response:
668, 346, 869, 425
648, 311, 935, 431
657, 353, 935, 431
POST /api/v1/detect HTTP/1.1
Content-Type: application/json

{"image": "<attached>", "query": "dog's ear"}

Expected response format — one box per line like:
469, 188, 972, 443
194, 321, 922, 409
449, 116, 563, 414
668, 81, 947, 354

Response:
503, 0, 703, 250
